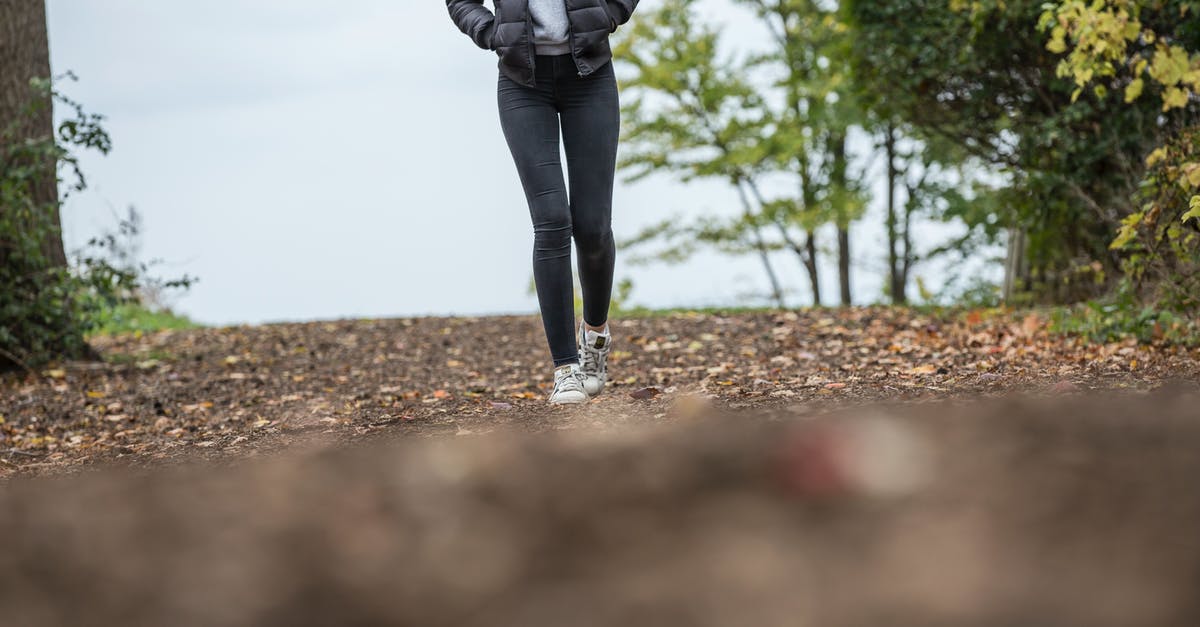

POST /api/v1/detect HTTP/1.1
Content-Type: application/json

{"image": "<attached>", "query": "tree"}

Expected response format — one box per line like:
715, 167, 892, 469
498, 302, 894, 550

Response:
1, 0, 63, 267
612, 0, 790, 306
1042, 0, 1200, 312
0, 1, 165, 370
846, 0, 1170, 304
734, 0, 867, 306
617, 0, 883, 307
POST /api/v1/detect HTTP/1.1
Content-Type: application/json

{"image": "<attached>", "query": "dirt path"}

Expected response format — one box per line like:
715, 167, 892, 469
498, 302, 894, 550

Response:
3, 308, 1200, 625
3, 390, 1200, 626
2, 307, 1198, 476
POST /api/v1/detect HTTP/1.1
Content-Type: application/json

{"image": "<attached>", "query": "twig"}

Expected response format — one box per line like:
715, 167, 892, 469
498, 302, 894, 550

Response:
0, 346, 36, 377
2, 446, 43, 456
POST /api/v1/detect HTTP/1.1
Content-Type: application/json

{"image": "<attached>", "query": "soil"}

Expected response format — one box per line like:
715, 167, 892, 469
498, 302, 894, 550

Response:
2, 389, 1200, 626
2, 308, 1200, 625
2, 308, 1196, 477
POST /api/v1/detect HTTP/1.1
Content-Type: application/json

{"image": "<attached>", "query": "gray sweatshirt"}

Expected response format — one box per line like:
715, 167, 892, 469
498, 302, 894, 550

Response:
529, 0, 571, 55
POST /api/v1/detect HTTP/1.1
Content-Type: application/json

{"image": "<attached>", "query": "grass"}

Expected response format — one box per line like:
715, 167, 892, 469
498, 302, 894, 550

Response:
1046, 301, 1200, 346
88, 304, 200, 338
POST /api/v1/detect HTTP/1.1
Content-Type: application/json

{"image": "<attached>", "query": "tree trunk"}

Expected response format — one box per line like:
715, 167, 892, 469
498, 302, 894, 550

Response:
1003, 227, 1026, 304
796, 157, 822, 307
837, 228, 851, 306
883, 126, 906, 304
900, 186, 914, 302
734, 178, 786, 308
830, 132, 852, 306
804, 230, 820, 306
0, 0, 64, 267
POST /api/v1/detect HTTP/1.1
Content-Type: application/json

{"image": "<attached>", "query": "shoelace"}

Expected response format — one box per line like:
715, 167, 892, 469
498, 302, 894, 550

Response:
579, 334, 609, 377
554, 367, 586, 394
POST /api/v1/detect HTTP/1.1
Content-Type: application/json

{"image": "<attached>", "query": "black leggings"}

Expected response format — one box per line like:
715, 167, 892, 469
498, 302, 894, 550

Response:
498, 54, 619, 367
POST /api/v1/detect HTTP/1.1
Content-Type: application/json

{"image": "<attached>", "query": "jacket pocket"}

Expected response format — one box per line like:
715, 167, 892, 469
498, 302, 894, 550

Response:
483, 20, 498, 50
598, 0, 617, 32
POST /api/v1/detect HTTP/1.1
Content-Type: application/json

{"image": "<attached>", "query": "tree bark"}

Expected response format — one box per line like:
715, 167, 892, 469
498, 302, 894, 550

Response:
804, 229, 820, 307
883, 126, 908, 304
1003, 228, 1026, 303
836, 228, 850, 305
0, 0, 64, 267
830, 132, 852, 306
797, 157, 822, 307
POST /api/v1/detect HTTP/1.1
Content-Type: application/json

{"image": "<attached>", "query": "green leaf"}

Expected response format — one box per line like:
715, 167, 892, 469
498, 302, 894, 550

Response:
1110, 211, 1144, 250
1182, 196, 1200, 224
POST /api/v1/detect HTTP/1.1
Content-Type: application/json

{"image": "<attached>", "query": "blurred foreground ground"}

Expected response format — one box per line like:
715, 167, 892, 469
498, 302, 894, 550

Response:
2, 390, 1199, 626
1, 309, 1199, 625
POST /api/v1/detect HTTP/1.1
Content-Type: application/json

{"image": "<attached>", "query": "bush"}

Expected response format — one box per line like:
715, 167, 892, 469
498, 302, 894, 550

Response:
1048, 280, 1200, 345
0, 75, 193, 371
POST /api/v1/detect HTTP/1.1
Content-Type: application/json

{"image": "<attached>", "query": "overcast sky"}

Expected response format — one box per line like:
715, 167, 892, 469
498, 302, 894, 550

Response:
45, 0, 998, 326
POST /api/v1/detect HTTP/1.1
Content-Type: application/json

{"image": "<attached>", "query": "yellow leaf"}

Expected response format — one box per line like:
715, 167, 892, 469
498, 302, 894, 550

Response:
1184, 163, 1200, 188
1146, 147, 1168, 167
909, 364, 939, 375
1162, 86, 1189, 110
1181, 196, 1200, 224
1047, 27, 1068, 54
44, 369, 66, 379
1124, 78, 1144, 102
1111, 211, 1144, 249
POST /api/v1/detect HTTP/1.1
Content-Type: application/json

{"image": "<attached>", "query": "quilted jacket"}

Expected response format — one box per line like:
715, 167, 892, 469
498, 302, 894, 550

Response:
447, 0, 639, 86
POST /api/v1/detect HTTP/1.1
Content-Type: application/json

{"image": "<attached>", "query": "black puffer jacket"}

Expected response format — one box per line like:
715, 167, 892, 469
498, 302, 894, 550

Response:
447, 0, 638, 87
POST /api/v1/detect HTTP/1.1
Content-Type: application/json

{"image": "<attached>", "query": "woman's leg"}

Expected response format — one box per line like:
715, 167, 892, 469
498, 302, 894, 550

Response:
559, 59, 620, 329
497, 65, 579, 367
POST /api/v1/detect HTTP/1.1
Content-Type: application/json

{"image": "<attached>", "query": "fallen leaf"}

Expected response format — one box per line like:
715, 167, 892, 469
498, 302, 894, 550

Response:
630, 386, 661, 400
1021, 313, 1042, 336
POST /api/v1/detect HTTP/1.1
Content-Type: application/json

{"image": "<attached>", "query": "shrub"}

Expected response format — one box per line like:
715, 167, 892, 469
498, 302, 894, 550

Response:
0, 75, 193, 371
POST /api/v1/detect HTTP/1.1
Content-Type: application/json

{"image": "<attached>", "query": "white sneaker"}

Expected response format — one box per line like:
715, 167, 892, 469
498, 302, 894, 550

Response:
548, 362, 589, 404
577, 320, 611, 396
